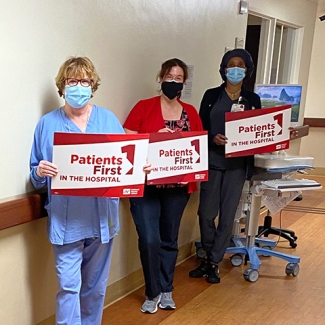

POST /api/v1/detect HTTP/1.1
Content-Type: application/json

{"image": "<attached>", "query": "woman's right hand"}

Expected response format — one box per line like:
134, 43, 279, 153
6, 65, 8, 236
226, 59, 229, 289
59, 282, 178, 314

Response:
158, 127, 175, 133
213, 134, 228, 146
36, 160, 58, 178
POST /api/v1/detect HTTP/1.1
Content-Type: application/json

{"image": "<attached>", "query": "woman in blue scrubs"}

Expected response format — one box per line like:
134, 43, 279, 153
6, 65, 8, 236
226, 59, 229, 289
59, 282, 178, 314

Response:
30, 56, 128, 325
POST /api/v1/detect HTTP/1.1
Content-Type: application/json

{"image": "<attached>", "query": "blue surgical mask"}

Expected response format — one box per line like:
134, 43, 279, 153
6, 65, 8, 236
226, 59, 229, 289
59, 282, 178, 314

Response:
64, 85, 91, 109
225, 67, 246, 85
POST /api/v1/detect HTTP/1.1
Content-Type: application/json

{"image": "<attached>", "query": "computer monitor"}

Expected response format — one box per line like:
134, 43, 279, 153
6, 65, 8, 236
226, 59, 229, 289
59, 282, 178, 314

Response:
254, 84, 302, 123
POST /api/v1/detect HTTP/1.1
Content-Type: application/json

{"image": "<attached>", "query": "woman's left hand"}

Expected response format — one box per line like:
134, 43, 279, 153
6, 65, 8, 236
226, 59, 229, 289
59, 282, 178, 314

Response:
289, 127, 299, 139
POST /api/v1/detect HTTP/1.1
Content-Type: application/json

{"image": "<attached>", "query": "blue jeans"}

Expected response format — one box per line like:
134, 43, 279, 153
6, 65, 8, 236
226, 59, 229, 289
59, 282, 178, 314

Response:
130, 185, 190, 299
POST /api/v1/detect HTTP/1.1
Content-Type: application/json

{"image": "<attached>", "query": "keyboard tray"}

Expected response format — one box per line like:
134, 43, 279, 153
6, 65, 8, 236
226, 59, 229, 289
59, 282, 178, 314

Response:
254, 154, 314, 169
261, 178, 321, 189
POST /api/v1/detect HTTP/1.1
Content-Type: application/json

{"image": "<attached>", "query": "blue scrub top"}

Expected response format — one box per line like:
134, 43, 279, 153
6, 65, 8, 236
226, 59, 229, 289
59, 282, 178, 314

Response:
30, 105, 125, 245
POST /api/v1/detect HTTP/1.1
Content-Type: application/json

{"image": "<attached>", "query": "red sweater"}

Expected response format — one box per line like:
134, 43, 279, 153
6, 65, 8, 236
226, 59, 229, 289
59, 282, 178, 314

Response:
124, 96, 203, 193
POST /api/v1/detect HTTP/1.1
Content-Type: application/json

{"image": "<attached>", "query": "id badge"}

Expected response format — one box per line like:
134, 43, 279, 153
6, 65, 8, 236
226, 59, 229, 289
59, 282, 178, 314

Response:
231, 103, 245, 112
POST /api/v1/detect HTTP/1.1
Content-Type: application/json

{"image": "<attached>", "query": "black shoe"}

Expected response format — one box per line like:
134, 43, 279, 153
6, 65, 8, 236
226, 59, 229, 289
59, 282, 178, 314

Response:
206, 264, 220, 284
294, 194, 303, 201
189, 261, 209, 278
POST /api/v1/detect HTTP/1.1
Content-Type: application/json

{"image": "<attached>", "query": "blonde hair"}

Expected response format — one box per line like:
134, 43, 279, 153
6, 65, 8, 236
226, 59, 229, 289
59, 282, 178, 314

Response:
55, 56, 101, 97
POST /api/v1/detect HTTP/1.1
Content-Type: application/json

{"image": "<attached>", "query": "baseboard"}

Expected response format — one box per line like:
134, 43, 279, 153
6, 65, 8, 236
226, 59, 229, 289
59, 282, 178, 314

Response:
104, 241, 196, 307
37, 241, 196, 325
37, 316, 55, 325
104, 268, 145, 307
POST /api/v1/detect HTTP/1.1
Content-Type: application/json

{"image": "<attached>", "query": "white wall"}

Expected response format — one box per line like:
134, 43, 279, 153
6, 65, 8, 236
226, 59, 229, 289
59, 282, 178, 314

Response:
300, 1, 325, 166
0, 0, 319, 324
248, 0, 318, 156
304, 1, 325, 118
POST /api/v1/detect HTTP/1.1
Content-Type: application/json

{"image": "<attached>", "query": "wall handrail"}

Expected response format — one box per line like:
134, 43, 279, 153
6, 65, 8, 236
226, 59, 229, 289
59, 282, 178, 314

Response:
0, 193, 47, 231
304, 118, 325, 128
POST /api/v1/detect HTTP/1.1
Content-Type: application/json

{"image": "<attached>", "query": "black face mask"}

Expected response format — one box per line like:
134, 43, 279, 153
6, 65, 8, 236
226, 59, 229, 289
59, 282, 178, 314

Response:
161, 81, 184, 100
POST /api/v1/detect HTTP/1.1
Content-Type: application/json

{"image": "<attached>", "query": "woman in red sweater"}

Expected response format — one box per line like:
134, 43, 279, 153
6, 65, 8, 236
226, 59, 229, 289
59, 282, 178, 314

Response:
124, 58, 202, 314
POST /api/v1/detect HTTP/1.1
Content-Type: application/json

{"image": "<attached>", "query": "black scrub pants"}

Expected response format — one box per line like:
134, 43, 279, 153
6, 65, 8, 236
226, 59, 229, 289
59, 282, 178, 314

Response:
198, 167, 246, 265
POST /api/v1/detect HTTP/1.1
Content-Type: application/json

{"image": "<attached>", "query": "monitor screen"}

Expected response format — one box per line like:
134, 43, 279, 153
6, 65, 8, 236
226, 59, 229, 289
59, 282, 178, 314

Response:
255, 84, 302, 123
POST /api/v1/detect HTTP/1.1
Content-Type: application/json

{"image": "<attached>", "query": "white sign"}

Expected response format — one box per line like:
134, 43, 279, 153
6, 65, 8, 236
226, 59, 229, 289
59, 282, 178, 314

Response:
225, 105, 291, 157
146, 131, 208, 185
51, 133, 149, 197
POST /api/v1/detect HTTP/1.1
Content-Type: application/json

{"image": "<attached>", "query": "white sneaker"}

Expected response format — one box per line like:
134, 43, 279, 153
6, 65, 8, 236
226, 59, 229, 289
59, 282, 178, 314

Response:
159, 292, 176, 310
140, 293, 161, 313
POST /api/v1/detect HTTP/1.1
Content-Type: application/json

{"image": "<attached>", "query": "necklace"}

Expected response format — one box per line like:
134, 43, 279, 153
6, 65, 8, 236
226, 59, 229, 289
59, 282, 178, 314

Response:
86, 108, 91, 125
63, 106, 91, 133
82, 108, 91, 132
225, 88, 241, 99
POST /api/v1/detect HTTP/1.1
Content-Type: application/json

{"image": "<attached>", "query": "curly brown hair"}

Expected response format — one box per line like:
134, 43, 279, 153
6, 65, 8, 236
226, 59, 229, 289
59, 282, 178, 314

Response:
157, 58, 189, 82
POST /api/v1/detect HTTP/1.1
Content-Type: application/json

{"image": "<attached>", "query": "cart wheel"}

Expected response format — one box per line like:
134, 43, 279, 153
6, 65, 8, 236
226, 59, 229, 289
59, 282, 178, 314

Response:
243, 268, 259, 282
285, 263, 299, 276
196, 247, 207, 259
230, 254, 243, 267
290, 242, 297, 248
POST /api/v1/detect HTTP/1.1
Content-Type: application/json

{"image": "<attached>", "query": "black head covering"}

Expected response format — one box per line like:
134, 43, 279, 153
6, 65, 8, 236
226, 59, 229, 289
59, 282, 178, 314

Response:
219, 48, 254, 81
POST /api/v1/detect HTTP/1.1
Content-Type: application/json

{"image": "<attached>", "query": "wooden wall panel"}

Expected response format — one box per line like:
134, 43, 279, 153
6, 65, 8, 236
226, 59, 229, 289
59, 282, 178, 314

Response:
0, 193, 47, 230
304, 118, 325, 127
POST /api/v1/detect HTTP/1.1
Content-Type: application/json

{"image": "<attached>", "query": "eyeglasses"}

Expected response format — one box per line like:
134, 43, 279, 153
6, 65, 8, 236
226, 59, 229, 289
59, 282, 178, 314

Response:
65, 78, 93, 87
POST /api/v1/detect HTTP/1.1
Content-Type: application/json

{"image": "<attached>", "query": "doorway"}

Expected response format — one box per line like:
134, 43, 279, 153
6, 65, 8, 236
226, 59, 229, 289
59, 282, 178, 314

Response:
244, 14, 302, 91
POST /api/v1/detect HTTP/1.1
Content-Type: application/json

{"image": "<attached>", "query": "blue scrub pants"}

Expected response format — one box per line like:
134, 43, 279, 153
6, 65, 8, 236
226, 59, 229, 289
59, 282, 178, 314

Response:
130, 185, 190, 299
53, 237, 114, 325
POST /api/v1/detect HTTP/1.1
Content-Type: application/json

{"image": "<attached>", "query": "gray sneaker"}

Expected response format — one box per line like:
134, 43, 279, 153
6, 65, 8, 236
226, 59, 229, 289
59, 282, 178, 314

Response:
159, 292, 176, 310
141, 293, 161, 313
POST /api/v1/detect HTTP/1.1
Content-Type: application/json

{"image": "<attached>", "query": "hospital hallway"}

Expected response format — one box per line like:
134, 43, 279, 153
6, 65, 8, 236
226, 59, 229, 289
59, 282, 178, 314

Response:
102, 175, 325, 325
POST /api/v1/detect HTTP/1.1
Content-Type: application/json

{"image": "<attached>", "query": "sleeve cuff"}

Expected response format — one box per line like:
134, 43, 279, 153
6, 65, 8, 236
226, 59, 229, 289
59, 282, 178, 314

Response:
31, 167, 46, 183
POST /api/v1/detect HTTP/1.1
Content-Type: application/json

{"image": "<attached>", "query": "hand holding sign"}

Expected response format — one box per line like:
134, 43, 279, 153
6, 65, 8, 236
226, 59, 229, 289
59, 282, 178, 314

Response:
213, 134, 228, 146
37, 160, 58, 178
